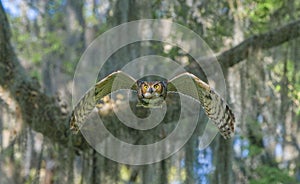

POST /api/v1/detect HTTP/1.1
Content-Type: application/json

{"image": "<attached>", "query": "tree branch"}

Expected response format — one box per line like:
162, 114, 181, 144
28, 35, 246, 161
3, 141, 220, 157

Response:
218, 20, 300, 67
0, 2, 88, 151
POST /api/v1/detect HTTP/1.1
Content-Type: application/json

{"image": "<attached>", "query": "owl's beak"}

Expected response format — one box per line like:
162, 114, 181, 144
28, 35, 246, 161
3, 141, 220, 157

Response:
148, 88, 154, 93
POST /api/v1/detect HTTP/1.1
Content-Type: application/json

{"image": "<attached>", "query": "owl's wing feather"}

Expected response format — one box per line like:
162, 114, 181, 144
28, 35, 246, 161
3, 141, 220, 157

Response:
70, 71, 137, 133
168, 72, 235, 139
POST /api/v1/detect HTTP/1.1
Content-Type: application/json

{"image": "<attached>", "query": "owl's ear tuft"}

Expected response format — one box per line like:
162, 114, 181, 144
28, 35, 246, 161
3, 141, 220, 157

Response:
161, 81, 167, 88
137, 80, 144, 86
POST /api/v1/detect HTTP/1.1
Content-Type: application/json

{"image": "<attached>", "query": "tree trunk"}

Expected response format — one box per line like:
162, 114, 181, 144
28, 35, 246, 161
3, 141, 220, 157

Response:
214, 136, 233, 184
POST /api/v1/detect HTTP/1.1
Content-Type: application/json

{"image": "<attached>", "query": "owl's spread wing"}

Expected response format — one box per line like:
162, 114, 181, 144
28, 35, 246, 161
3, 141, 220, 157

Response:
168, 72, 235, 139
70, 71, 137, 133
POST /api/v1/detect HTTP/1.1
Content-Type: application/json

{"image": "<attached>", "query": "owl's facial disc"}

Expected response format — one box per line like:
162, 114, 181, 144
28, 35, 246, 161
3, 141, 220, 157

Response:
137, 80, 167, 107
143, 82, 162, 99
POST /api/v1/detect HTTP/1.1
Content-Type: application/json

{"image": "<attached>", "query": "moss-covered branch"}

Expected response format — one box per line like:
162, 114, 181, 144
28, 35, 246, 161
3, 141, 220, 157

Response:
218, 20, 300, 67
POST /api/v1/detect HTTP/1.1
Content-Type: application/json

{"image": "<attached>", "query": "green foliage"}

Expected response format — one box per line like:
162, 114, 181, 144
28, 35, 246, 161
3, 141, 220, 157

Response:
30, 70, 41, 82
272, 60, 300, 115
250, 166, 297, 184
62, 60, 75, 75
11, 27, 41, 64
10, 19, 64, 63
246, 119, 264, 157
8, 13, 68, 81
245, 0, 283, 32
249, 144, 263, 157
43, 32, 65, 55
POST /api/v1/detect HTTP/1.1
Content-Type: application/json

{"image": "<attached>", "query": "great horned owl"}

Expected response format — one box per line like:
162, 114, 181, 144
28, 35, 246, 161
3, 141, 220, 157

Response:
136, 80, 167, 107
70, 71, 235, 139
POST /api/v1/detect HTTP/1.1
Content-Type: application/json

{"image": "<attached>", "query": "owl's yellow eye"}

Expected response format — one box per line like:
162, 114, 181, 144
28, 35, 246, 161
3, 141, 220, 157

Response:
143, 85, 148, 90
154, 84, 160, 89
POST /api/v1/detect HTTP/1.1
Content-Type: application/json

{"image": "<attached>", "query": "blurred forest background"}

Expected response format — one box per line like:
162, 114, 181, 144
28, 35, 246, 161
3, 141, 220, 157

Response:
0, 0, 300, 184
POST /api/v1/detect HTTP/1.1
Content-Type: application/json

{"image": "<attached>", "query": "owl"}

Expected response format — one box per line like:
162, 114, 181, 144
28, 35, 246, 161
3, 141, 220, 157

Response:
136, 81, 167, 107
70, 71, 235, 139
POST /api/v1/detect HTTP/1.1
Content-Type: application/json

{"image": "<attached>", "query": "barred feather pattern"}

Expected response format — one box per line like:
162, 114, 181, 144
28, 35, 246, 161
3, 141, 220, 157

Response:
69, 71, 137, 133
70, 87, 96, 133
168, 72, 235, 139
70, 71, 235, 139
201, 89, 235, 139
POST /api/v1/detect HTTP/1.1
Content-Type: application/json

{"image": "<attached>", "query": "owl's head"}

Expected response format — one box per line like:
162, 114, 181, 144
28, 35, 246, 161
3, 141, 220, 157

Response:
136, 80, 167, 107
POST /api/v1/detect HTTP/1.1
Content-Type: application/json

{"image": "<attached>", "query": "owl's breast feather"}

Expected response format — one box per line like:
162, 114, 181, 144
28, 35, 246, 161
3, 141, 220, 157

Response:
137, 96, 165, 108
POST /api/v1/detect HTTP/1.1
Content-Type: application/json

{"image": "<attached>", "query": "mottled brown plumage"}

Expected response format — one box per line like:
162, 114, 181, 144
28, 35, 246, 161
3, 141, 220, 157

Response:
70, 71, 235, 139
